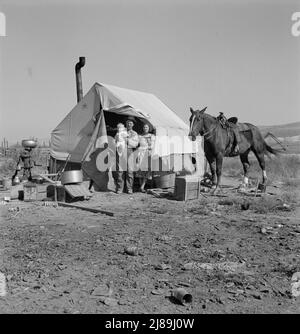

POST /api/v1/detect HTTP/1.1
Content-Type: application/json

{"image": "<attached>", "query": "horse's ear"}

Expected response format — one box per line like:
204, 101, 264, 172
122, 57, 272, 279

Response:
190, 107, 194, 113
200, 106, 207, 113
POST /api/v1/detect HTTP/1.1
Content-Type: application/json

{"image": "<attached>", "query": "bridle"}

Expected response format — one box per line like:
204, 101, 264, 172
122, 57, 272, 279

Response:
190, 113, 218, 139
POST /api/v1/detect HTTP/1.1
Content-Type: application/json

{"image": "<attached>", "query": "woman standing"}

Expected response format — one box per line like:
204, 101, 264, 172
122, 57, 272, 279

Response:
136, 124, 155, 192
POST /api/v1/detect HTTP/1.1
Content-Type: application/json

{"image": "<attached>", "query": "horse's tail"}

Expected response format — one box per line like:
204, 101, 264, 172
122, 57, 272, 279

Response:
264, 142, 281, 156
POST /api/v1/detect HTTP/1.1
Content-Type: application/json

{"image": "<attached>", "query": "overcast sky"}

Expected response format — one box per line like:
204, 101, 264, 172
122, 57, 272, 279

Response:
0, 0, 299, 143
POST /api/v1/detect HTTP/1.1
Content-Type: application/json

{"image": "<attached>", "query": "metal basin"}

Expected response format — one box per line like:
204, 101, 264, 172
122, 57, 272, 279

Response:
22, 139, 37, 148
61, 170, 83, 185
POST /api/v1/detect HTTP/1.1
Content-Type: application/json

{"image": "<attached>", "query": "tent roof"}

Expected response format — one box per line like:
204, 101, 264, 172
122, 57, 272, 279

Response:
50, 83, 196, 161
96, 82, 188, 131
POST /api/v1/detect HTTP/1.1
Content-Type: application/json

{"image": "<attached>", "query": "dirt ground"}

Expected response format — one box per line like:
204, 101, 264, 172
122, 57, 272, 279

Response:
0, 176, 300, 314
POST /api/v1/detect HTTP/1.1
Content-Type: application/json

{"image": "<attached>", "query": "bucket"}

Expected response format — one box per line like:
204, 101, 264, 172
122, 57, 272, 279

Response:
153, 173, 176, 189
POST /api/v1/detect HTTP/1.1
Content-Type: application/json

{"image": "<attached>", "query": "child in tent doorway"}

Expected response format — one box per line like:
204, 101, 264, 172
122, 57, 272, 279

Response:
115, 123, 128, 156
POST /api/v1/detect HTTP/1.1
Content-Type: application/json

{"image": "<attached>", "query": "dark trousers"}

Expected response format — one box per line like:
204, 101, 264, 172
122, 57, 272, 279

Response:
113, 148, 135, 192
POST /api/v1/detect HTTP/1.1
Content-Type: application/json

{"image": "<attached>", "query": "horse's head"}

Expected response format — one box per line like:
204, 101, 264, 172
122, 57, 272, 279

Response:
189, 106, 207, 141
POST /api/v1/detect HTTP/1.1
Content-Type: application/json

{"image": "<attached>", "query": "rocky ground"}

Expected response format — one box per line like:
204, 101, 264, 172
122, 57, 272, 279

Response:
0, 177, 300, 314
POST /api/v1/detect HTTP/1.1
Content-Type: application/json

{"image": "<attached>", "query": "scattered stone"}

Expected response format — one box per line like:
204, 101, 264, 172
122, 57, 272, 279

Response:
291, 272, 300, 298
183, 261, 246, 273
101, 297, 118, 306
157, 235, 172, 242
178, 282, 192, 287
277, 203, 292, 211
218, 200, 234, 206
155, 263, 171, 271
151, 289, 165, 295
241, 202, 250, 210
0, 273, 7, 297
118, 299, 130, 306
6, 275, 13, 282
124, 246, 138, 256
91, 284, 113, 297
251, 292, 262, 300
183, 263, 194, 271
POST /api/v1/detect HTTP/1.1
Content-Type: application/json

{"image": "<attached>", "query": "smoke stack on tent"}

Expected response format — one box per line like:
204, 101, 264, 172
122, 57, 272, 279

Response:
75, 57, 86, 102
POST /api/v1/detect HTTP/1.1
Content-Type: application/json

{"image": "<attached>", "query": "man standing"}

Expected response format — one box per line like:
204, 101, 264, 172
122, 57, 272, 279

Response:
114, 116, 139, 194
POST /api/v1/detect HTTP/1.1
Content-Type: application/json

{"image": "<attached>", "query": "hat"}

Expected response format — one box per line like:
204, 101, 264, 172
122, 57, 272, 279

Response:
126, 116, 136, 124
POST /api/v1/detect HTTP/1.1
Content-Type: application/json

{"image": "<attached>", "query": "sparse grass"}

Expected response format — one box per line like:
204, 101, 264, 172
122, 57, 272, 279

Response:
223, 153, 300, 185
245, 191, 298, 214
0, 158, 18, 177
0, 148, 49, 178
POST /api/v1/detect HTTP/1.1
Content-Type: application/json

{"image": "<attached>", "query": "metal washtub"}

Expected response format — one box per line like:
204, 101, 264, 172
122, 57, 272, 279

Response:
60, 170, 83, 185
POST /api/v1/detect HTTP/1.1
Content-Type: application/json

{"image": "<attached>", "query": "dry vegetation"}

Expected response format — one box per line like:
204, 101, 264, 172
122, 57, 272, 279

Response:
0, 147, 49, 177
222, 153, 300, 184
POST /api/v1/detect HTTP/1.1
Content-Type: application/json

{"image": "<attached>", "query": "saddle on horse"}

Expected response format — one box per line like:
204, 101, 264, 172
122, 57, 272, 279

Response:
217, 113, 241, 156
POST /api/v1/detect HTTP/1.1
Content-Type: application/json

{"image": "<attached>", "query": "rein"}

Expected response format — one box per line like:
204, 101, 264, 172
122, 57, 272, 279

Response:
191, 114, 219, 139
202, 124, 219, 139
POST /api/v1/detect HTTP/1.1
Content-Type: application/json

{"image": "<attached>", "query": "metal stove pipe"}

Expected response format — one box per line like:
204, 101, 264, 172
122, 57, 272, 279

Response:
75, 56, 86, 103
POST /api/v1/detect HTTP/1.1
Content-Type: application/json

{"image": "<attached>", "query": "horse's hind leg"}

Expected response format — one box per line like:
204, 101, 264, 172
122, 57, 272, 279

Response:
252, 148, 267, 184
239, 149, 251, 188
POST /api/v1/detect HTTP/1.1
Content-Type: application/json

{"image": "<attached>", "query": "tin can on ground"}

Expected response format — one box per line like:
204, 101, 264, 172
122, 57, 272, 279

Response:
172, 288, 192, 305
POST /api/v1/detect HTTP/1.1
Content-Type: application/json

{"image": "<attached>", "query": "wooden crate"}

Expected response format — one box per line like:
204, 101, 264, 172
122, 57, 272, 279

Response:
23, 182, 48, 201
174, 175, 202, 201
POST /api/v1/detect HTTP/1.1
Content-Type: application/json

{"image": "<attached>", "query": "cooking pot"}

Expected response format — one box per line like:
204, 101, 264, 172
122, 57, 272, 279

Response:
22, 139, 37, 148
60, 170, 83, 185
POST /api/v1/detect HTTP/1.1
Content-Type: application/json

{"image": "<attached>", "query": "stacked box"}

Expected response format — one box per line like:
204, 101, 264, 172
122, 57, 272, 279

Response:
23, 182, 48, 201
174, 175, 202, 201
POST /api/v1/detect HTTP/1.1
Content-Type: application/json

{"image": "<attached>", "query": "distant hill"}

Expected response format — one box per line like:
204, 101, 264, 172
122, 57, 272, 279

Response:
258, 121, 300, 154
259, 121, 300, 138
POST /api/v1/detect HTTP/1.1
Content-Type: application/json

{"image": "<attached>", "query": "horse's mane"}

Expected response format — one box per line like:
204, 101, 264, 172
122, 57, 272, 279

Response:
203, 112, 217, 122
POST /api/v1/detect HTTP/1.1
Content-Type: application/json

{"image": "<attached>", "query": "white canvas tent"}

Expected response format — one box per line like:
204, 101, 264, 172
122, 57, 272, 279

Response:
50, 83, 204, 190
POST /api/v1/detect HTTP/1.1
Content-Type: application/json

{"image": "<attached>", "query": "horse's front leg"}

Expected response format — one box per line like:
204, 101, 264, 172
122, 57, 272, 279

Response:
212, 154, 223, 194
206, 154, 217, 186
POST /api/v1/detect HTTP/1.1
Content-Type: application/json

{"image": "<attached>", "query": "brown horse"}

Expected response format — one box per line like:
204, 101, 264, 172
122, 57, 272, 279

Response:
189, 107, 279, 193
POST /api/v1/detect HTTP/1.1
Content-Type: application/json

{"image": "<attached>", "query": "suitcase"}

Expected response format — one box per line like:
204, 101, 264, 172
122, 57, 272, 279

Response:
174, 175, 202, 201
